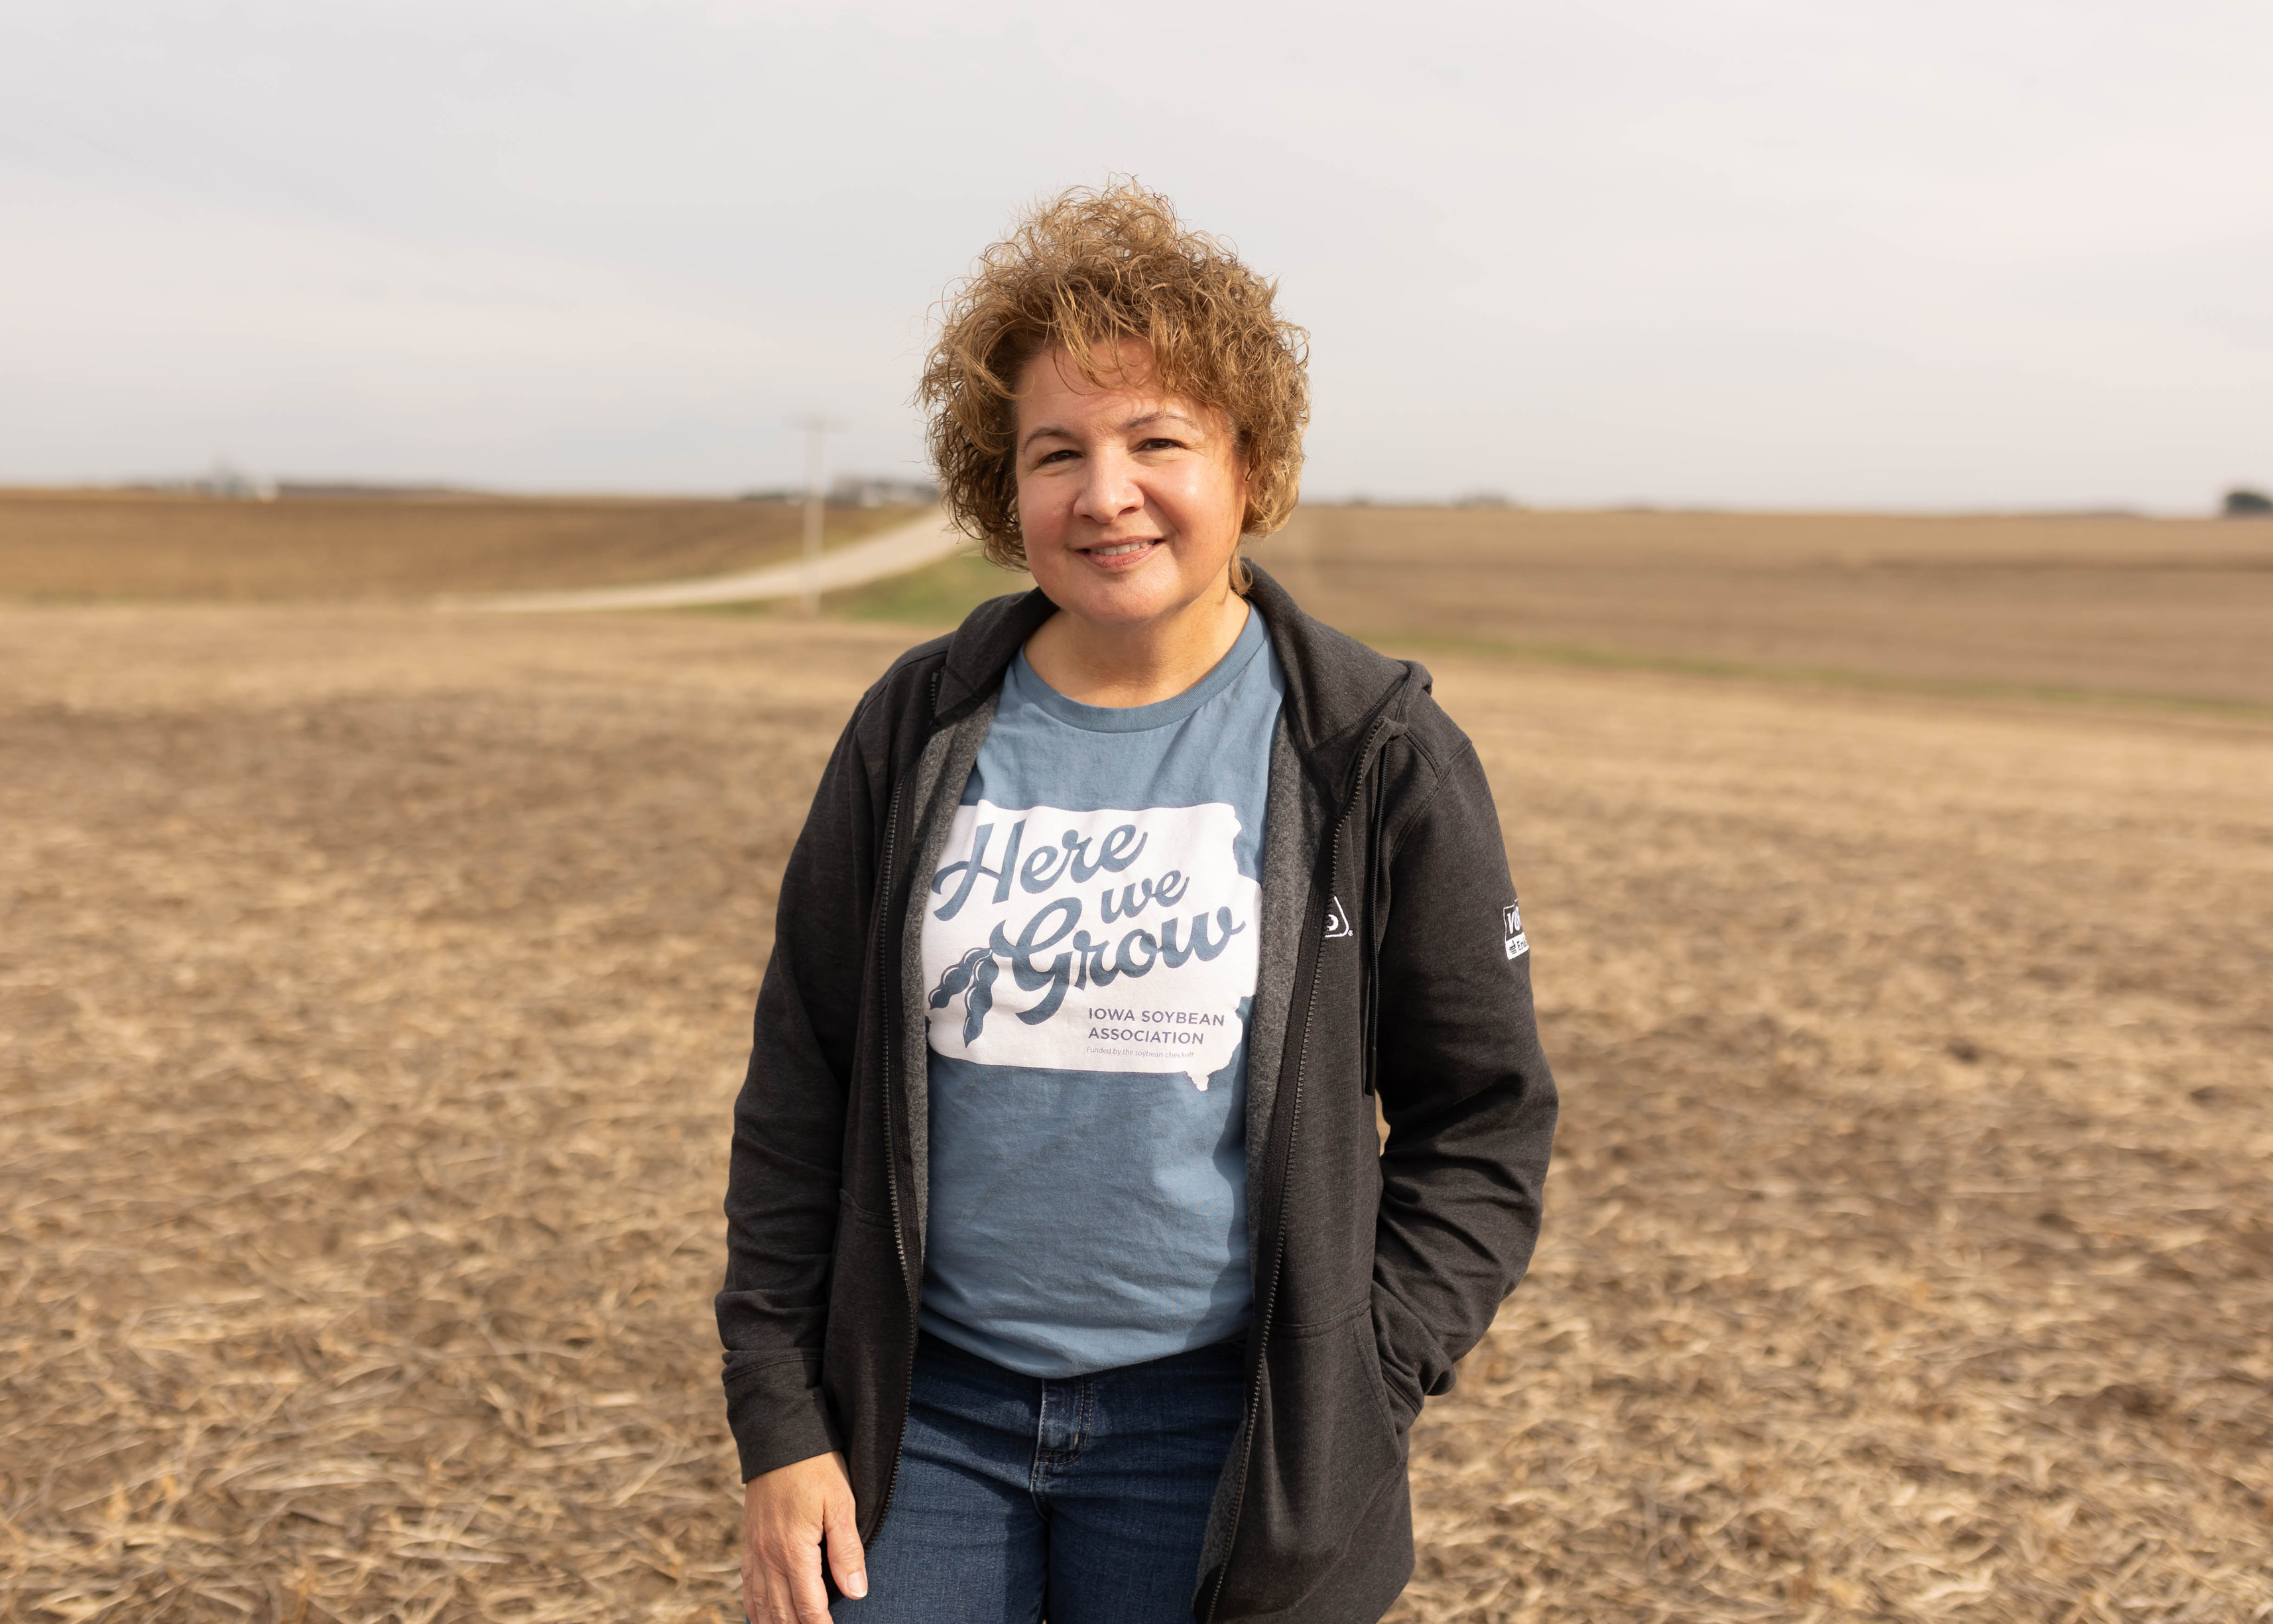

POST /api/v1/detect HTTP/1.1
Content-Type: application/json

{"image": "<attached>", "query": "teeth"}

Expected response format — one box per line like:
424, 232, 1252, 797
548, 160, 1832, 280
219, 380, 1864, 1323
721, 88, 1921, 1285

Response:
1091, 540, 1153, 558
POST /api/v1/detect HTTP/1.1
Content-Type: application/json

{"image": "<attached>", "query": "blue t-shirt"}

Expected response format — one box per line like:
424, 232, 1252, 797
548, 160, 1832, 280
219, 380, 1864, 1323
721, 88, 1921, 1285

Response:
917, 605, 1284, 1377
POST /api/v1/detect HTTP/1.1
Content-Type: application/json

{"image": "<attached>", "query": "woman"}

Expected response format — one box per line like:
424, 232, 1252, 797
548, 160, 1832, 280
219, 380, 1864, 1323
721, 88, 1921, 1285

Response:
719, 184, 1556, 1624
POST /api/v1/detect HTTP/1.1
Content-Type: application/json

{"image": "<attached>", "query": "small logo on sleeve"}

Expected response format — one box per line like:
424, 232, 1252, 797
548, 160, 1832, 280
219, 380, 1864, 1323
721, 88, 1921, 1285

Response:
1503, 901, 1530, 960
1323, 895, 1354, 940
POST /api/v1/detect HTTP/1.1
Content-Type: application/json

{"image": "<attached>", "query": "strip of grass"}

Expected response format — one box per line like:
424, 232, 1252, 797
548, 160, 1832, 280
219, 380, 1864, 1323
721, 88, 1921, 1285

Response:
824, 550, 1034, 625
676, 549, 1030, 625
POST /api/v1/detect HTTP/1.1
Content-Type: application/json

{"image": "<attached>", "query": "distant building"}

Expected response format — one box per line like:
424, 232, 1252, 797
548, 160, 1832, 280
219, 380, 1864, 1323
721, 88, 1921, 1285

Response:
133, 461, 276, 500
830, 473, 940, 507
739, 477, 937, 505
273, 481, 467, 501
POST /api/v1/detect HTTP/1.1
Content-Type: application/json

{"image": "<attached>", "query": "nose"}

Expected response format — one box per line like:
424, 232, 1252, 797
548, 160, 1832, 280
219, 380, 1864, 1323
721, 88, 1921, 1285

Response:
1072, 446, 1142, 526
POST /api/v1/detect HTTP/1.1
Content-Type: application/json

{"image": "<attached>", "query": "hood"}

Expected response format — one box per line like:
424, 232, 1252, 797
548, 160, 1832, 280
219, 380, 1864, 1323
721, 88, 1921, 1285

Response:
930, 562, 1424, 804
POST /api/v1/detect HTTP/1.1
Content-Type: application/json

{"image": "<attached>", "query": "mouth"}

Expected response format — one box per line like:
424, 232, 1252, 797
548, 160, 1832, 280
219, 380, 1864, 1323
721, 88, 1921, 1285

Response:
1078, 536, 1163, 568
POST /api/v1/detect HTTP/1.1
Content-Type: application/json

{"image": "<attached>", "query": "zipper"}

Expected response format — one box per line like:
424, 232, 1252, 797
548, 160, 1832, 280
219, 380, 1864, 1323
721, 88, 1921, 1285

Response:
865, 667, 944, 1546
865, 771, 911, 1546
1202, 704, 1398, 1622
1360, 761, 1389, 1096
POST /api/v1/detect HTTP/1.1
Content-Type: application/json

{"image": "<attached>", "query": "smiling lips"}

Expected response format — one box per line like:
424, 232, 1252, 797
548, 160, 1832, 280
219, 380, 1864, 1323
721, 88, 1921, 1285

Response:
1081, 537, 1162, 566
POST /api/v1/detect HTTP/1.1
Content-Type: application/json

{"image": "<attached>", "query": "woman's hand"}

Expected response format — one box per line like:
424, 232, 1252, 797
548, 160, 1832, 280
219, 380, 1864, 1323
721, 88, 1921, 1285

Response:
741, 1450, 867, 1622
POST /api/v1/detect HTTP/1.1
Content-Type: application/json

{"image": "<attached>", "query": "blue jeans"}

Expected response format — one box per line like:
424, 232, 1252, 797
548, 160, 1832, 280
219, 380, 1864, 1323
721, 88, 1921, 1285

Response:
833, 1331, 1245, 1623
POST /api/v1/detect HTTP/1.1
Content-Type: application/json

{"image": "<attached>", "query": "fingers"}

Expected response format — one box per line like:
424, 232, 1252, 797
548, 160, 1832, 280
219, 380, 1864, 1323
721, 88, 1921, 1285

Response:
824, 1481, 869, 1601
742, 1454, 862, 1623
750, 1528, 777, 1619
745, 1556, 796, 1624
784, 1534, 834, 1623
749, 1552, 827, 1624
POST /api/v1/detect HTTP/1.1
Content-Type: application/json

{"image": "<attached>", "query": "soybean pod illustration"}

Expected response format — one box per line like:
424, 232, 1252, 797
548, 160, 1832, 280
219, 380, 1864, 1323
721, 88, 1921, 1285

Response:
928, 945, 1001, 1044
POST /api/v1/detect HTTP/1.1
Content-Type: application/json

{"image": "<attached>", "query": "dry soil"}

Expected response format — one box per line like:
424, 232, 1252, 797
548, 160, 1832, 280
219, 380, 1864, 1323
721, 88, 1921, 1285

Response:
1, 516, 2268, 1623
1262, 507, 2273, 709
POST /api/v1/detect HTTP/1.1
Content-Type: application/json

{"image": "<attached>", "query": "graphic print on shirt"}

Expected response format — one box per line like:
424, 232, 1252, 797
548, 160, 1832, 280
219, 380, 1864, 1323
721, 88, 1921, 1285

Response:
924, 799, 1258, 1090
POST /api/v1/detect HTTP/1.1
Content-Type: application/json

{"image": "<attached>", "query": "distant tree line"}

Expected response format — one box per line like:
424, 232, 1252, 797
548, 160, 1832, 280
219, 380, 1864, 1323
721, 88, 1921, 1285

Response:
2225, 487, 2272, 518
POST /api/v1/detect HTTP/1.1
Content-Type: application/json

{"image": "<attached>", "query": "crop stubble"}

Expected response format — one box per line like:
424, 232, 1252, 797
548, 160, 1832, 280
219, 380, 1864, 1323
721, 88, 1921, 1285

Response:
1267, 507, 2273, 709
1, 586, 2268, 1621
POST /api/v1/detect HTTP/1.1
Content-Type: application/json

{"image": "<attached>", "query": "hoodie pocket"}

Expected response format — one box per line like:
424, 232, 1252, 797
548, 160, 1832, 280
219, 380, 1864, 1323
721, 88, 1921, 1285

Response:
824, 1190, 899, 1350
822, 1189, 911, 1539
1216, 1304, 1407, 1615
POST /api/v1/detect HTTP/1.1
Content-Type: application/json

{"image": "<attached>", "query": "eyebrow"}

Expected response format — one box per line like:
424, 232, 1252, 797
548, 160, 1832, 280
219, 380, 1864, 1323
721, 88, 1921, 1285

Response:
1019, 409, 1204, 453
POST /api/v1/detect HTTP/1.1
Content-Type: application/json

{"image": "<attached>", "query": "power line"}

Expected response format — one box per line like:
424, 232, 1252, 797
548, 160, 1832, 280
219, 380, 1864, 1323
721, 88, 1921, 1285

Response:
791, 415, 849, 614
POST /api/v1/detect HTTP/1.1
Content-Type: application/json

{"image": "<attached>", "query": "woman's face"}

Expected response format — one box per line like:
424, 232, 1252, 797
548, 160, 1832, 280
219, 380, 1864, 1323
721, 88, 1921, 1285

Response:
1012, 342, 1247, 630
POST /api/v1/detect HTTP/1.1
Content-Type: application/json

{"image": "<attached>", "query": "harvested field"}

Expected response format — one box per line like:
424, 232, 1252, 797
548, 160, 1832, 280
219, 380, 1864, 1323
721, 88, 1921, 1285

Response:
3, 543, 2270, 1620
0, 491, 924, 603
1262, 507, 2273, 709
17, 492, 2272, 712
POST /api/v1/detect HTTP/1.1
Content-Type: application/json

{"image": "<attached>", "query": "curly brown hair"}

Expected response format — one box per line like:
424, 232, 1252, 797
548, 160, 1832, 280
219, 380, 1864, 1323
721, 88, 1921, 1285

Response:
916, 182, 1310, 576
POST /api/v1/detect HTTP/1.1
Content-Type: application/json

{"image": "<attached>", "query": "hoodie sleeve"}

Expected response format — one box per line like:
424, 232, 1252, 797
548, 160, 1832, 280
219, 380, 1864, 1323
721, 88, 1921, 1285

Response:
1369, 736, 1558, 1420
713, 696, 881, 1481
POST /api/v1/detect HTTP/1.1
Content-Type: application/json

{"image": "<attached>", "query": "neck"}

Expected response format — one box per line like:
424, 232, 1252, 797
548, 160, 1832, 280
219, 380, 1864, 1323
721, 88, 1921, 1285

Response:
1022, 571, 1249, 708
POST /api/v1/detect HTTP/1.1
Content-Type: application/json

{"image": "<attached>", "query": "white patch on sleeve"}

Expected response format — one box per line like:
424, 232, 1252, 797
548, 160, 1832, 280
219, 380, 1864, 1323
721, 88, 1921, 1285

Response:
920, 801, 1259, 1090
1503, 901, 1530, 960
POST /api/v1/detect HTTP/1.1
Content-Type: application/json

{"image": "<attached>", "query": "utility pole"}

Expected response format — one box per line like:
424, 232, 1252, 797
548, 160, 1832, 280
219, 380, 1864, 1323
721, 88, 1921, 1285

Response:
794, 416, 847, 614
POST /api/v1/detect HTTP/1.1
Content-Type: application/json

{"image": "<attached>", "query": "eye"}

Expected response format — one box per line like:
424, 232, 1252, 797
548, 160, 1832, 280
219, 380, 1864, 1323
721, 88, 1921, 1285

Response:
1033, 447, 1078, 466
1135, 436, 1186, 452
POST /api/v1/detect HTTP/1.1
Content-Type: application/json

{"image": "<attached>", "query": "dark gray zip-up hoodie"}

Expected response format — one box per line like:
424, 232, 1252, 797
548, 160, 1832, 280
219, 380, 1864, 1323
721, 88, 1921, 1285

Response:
717, 566, 1557, 1622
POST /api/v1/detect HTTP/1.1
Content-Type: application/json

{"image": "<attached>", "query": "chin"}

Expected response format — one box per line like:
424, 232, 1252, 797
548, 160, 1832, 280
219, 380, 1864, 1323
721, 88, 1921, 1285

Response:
1057, 587, 1177, 627
1037, 560, 1182, 619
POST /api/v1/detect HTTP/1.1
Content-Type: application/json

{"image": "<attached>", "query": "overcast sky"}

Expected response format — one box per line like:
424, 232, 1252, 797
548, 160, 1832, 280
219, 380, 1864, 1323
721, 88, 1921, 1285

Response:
3, 1, 2267, 510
